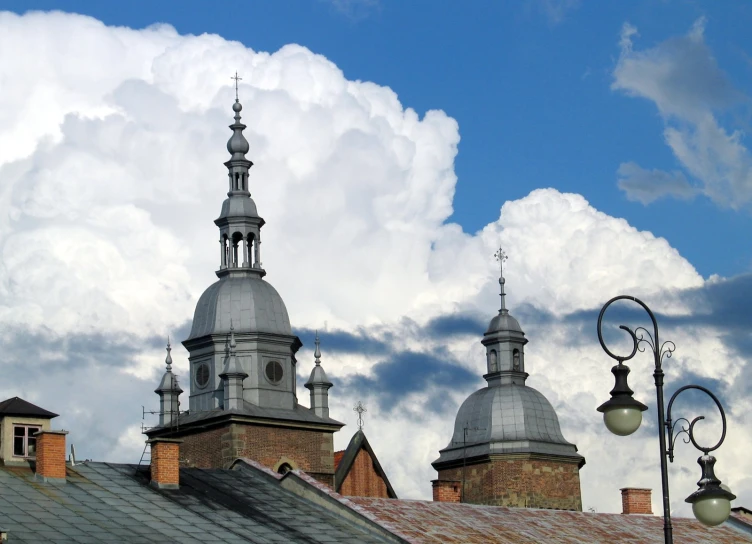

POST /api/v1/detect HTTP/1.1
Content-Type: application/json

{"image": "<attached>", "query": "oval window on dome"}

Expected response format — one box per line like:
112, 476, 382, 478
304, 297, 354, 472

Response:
265, 361, 284, 384
195, 363, 210, 388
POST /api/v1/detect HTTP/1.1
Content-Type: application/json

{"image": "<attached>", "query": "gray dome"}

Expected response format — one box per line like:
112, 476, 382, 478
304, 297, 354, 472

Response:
445, 384, 576, 455
188, 277, 292, 339
218, 197, 258, 219
486, 311, 523, 335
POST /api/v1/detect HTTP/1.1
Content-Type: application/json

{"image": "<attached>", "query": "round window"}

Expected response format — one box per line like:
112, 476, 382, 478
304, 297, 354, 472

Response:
195, 363, 210, 388
265, 361, 284, 383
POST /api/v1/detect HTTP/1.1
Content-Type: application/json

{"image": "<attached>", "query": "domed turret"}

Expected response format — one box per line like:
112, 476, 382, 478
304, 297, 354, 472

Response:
432, 248, 584, 510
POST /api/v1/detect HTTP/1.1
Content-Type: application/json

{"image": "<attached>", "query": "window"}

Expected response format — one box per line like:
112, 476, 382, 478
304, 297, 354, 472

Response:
13, 425, 41, 457
195, 363, 210, 388
277, 463, 293, 474
265, 361, 284, 384
513, 349, 521, 370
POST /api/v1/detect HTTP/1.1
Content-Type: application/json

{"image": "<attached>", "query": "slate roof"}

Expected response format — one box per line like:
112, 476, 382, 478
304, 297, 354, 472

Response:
0, 397, 58, 418
0, 461, 396, 544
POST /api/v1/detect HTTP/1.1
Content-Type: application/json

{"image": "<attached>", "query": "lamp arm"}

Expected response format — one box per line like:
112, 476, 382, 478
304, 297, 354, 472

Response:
665, 385, 727, 459
597, 295, 662, 366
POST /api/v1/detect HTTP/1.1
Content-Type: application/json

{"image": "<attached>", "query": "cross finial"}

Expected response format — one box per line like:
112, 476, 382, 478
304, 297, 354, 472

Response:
353, 401, 367, 431
494, 247, 508, 312
231, 71, 242, 102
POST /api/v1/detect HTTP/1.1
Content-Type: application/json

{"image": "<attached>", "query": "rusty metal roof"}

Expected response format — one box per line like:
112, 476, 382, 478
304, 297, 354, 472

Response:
340, 497, 752, 544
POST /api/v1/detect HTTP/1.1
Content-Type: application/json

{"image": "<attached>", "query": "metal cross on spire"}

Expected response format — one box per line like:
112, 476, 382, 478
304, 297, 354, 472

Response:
353, 401, 367, 431
231, 71, 242, 101
494, 247, 508, 312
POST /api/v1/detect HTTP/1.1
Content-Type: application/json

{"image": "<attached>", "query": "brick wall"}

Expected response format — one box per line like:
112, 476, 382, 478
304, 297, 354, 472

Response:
621, 488, 652, 514
35, 431, 67, 480
338, 448, 389, 498
179, 423, 335, 486
437, 454, 582, 510
432, 480, 461, 502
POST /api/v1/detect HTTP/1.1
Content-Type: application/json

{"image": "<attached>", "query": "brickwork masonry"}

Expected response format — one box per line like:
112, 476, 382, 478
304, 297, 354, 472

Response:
180, 423, 335, 487
437, 454, 582, 510
338, 448, 389, 498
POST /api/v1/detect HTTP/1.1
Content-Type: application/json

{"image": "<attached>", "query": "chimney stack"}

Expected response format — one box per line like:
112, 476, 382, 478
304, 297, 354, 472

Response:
34, 430, 68, 483
432, 479, 462, 503
621, 488, 653, 514
147, 438, 183, 489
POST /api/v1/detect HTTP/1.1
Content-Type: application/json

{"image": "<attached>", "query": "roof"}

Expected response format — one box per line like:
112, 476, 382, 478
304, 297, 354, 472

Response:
148, 400, 343, 436
334, 430, 398, 499
0, 397, 58, 419
0, 461, 396, 544
433, 384, 583, 467
188, 276, 292, 340
342, 497, 752, 544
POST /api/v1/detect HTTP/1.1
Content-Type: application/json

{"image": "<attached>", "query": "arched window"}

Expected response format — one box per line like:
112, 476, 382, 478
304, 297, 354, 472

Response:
513, 349, 521, 370
277, 463, 293, 475
488, 350, 498, 372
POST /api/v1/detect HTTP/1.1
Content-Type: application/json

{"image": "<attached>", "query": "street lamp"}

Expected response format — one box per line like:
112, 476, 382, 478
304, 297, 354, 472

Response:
595, 295, 736, 542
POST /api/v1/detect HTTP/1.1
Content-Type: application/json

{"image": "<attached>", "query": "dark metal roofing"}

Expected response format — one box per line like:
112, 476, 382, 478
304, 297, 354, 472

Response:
0, 462, 395, 543
334, 430, 398, 499
0, 396, 58, 418
148, 400, 343, 436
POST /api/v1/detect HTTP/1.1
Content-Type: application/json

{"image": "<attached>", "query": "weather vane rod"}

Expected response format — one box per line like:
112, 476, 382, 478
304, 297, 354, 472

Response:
494, 246, 508, 311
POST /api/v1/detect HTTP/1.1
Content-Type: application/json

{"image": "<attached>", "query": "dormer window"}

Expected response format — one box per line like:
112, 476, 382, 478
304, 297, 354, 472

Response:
13, 425, 41, 457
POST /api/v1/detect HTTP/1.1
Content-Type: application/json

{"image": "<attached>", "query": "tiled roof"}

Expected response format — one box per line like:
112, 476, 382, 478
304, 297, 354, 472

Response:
0, 462, 396, 544
334, 450, 345, 468
0, 396, 58, 418
343, 497, 752, 544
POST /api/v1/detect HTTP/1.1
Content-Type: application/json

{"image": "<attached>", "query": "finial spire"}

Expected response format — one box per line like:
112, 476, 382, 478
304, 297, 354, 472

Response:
165, 337, 173, 372
494, 247, 508, 312
229, 320, 236, 353
354, 401, 367, 431
314, 330, 321, 365
231, 71, 242, 102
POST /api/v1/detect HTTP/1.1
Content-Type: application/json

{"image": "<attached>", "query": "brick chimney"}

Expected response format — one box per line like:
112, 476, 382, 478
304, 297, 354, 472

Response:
432, 479, 461, 503
34, 430, 68, 483
621, 488, 653, 514
148, 438, 183, 489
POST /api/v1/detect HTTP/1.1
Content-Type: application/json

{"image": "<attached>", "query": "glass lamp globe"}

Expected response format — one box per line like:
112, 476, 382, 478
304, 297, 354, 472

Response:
692, 496, 731, 526
603, 405, 643, 436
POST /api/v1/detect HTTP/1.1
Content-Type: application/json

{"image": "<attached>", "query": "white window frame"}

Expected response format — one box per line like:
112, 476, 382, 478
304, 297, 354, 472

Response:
12, 425, 41, 458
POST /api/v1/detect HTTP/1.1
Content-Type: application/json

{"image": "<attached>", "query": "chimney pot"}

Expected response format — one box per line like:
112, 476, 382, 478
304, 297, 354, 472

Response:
432, 479, 462, 503
147, 438, 183, 489
621, 487, 653, 515
34, 430, 68, 483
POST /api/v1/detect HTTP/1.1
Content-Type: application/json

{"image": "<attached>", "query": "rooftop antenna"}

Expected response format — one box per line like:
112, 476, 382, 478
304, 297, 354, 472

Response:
461, 422, 486, 503
354, 401, 367, 431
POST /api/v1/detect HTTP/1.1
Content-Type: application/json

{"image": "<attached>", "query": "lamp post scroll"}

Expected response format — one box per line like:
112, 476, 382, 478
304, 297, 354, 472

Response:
595, 295, 735, 544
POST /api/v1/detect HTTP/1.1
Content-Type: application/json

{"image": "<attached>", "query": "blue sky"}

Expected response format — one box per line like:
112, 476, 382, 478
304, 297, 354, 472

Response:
2, 1, 752, 514
7, 0, 752, 277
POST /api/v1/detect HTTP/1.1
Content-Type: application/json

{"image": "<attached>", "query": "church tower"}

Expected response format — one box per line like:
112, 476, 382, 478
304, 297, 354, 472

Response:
146, 92, 343, 485
431, 250, 585, 510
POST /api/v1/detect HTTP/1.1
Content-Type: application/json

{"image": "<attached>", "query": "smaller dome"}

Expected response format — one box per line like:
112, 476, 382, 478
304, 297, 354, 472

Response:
486, 310, 523, 335
306, 365, 332, 387
227, 130, 250, 156
217, 196, 258, 219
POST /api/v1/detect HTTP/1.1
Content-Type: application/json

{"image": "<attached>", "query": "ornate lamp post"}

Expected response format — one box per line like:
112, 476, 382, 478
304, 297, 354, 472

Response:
596, 296, 736, 543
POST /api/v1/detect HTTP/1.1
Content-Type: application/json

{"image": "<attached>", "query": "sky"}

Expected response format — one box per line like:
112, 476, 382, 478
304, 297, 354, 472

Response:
1, 0, 752, 518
